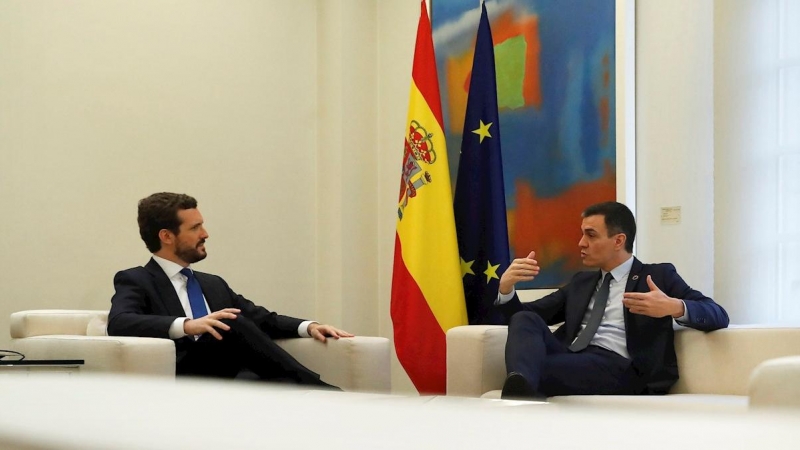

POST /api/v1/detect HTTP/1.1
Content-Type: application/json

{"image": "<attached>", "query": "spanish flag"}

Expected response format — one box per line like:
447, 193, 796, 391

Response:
391, 0, 468, 395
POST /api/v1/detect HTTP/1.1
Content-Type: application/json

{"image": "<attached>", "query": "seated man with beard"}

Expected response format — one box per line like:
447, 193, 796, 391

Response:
108, 192, 352, 387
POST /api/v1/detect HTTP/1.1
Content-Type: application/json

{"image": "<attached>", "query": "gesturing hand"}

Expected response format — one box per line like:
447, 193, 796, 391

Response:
308, 323, 354, 343
622, 276, 685, 318
183, 308, 241, 340
498, 251, 540, 295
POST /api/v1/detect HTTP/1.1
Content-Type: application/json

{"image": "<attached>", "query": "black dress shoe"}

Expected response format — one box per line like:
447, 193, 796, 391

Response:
501, 372, 537, 400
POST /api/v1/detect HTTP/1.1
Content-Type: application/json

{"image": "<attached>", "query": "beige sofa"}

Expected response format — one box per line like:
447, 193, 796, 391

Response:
446, 324, 800, 411
9, 310, 391, 393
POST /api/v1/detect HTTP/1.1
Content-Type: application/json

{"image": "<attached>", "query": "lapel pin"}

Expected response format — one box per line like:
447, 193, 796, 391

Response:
632, 275, 639, 281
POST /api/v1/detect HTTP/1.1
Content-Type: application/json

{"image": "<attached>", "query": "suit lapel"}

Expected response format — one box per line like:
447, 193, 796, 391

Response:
622, 257, 644, 325
195, 274, 223, 313
144, 258, 186, 317
625, 257, 644, 293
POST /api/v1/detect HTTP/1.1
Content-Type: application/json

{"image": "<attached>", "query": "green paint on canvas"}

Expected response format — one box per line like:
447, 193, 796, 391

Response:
494, 36, 526, 110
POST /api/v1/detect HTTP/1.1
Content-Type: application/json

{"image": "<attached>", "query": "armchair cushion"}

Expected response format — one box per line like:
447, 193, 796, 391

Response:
446, 325, 507, 398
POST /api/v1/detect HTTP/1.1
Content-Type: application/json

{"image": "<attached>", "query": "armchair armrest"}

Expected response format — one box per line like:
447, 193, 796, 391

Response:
446, 325, 508, 397
748, 356, 800, 409
275, 336, 390, 393
11, 310, 109, 338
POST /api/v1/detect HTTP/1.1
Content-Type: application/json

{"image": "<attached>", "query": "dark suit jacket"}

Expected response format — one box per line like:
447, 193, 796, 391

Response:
108, 258, 304, 363
498, 258, 729, 394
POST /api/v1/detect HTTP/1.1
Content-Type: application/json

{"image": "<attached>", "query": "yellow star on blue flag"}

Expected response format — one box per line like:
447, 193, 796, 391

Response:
460, 257, 475, 278
484, 260, 500, 284
472, 120, 492, 143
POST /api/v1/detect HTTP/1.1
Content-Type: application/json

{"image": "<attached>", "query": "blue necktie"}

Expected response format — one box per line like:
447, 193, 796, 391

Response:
180, 268, 208, 319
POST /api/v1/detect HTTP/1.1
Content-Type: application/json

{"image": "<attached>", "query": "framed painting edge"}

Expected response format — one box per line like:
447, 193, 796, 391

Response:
616, 0, 636, 218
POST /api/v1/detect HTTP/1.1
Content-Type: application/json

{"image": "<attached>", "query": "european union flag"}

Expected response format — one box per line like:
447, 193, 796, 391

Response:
454, 2, 510, 326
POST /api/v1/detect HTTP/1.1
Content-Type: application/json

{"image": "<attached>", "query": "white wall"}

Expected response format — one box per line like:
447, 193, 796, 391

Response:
0, 0, 322, 344
714, 0, 782, 324
315, 0, 380, 336
635, 0, 717, 298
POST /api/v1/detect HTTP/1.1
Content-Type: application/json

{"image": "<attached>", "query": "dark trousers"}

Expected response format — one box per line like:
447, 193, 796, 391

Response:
505, 311, 636, 397
176, 315, 336, 389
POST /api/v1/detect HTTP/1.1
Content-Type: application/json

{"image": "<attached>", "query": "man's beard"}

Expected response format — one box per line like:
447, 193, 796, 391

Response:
175, 240, 207, 264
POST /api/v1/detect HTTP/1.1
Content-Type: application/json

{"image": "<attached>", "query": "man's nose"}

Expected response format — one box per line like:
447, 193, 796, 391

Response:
578, 236, 586, 247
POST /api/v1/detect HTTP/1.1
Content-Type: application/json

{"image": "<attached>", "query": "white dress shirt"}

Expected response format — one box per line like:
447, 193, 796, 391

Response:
151, 255, 314, 339
496, 256, 690, 359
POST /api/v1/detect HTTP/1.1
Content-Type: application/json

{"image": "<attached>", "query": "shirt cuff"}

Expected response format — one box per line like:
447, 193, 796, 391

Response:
674, 300, 691, 324
169, 318, 188, 339
495, 288, 516, 305
298, 320, 317, 338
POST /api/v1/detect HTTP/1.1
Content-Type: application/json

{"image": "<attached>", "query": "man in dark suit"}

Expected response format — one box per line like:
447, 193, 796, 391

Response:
108, 192, 353, 387
498, 201, 728, 399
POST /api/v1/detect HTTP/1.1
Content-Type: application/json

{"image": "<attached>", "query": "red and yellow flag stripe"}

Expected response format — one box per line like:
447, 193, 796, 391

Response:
391, 0, 467, 395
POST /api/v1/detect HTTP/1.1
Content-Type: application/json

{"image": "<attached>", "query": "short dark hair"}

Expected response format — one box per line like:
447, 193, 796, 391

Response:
137, 193, 198, 252
582, 201, 636, 253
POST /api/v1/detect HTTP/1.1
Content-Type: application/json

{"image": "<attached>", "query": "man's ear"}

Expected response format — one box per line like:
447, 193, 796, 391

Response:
158, 229, 174, 247
615, 233, 627, 251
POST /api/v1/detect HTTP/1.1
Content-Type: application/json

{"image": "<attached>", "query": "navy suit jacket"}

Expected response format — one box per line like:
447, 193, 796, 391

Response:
108, 258, 304, 362
498, 258, 729, 394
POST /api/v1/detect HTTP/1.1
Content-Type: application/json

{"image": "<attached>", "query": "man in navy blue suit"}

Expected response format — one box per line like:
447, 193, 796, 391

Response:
108, 192, 352, 386
498, 201, 728, 399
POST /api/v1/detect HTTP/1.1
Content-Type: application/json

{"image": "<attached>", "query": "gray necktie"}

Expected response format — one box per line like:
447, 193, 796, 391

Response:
569, 272, 613, 352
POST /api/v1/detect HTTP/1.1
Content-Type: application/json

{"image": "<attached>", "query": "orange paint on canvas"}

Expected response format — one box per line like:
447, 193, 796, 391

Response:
509, 164, 616, 272
446, 52, 474, 133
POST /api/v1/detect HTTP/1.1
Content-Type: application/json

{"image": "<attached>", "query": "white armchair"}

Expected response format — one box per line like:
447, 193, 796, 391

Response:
446, 324, 800, 410
10, 310, 391, 393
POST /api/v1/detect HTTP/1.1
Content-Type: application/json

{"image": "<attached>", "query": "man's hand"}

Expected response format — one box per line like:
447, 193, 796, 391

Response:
183, 308, 241, 340
499, 251, 540, 295
308, 323, 354, 343
622, 276, 685, 318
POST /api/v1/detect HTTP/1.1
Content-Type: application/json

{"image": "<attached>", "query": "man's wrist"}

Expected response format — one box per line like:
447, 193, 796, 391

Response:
299, 321, 318, 337
671, 298, 685, 318
169, 318, 189, 339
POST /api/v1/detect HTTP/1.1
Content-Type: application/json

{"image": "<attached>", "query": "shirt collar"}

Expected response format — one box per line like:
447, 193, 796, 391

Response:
152, 254, 190, 279
603, 255, 634, 282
